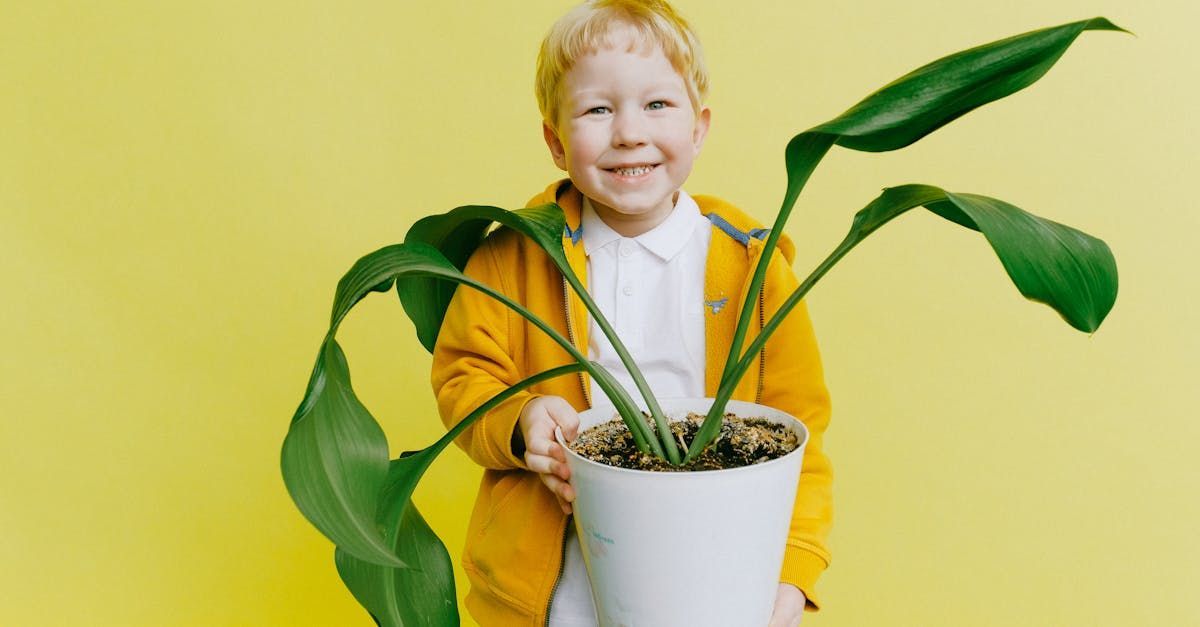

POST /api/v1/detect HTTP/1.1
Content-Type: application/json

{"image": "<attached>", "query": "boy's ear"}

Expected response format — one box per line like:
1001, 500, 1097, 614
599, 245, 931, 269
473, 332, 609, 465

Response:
692, 106, 712, 154
542, 122, 568, 171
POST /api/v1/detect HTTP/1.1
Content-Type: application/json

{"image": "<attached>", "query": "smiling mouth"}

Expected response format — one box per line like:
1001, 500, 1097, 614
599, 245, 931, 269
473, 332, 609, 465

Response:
606, 164, 659, 177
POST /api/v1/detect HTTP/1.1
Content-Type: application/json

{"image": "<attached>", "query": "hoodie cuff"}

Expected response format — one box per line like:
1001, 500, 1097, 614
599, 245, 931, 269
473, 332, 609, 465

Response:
480, 392, 537, 470
779, 544, 829, 611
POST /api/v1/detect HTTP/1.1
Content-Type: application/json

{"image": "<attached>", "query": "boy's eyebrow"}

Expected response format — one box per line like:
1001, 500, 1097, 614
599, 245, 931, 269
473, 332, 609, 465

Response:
570, 82, 687, 99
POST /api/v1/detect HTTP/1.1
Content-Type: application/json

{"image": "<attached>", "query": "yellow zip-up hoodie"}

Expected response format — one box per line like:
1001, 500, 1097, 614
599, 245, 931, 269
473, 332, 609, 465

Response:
431, 180, 833, 625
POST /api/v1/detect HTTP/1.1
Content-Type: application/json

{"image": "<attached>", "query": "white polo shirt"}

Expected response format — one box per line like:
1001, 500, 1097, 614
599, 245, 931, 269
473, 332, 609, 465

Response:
549, 189, 712, 626
580, 189, 712, 407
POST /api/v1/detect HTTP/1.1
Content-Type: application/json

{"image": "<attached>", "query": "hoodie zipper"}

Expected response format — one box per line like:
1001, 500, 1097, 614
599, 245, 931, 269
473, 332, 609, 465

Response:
545, 277, 587, 625
544, 514, 571, 626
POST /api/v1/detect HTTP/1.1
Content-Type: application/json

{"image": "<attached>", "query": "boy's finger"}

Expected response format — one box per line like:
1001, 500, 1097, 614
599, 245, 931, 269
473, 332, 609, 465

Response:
526, 437, 566, 462
558, 415, 580, 441
524, 452, 554, 476
545, 400, 580, 440
540, 473, 575, 503
524, 452, 570, 481
525, 416, 555, 441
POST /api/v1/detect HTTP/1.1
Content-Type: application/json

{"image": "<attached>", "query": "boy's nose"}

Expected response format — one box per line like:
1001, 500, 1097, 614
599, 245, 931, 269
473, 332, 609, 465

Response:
610, 110, 648, 147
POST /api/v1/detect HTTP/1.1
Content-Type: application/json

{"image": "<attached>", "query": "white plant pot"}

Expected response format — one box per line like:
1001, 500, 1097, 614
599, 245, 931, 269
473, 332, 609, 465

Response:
558, 398, 809, 627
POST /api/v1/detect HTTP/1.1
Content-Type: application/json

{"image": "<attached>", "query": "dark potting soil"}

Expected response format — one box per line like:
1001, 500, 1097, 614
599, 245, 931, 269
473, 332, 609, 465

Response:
570, 412, 800, 471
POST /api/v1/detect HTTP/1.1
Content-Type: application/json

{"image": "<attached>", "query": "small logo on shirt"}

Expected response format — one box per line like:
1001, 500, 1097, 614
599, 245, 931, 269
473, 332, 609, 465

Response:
705, 298, 728, 314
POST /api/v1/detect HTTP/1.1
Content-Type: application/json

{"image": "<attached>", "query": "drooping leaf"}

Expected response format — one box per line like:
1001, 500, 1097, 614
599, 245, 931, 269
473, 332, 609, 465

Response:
332, 363, 587, 626
282, 238, 601, 572
283, 232, 601, 620
845, 185, 1117, 331
400, 203, 569, 352
934, 192, 1118, 331
334, 477, 458, 627
281, 339, 405, 567
331, 240, 501, 333
399, 204, 673, 460
845, 183, 951, 236
698, 183, 1118, 459
716, 18, 1127, 426
282, 242, 523, 568
333, 241, 599, 371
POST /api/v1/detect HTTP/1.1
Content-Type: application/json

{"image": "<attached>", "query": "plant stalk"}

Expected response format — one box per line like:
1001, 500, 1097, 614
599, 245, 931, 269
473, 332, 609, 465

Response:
561, 270, 682, 465
463, 276, 664, 458
440, 362, 595, 454
687, 232, 858, 462
718, 134, 835, 388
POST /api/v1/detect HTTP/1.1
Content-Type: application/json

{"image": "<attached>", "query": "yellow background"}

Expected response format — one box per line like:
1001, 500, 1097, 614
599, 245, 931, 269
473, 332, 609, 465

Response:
3, 0, 1196, 625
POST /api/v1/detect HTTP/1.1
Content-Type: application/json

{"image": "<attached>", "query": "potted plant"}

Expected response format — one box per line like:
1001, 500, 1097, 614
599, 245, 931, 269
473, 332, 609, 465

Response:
282, 17, 1126, 626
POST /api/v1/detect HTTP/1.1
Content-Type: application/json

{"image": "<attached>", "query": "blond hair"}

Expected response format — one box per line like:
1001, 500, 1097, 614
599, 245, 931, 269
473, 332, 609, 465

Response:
535, 0, 709, 130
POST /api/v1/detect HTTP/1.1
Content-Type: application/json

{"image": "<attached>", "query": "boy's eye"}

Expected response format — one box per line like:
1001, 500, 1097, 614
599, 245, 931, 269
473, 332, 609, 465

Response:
647, 101, 667, 110
586, 106, 610, 115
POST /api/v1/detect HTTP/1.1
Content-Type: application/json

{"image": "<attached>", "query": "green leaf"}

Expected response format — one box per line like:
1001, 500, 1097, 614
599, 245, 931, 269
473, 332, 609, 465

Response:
281, 339, 405, 568
283, 239, 614, 567
334, 472, 458, 627
696, 183, 1118, 460
284, 232, 599, 620
715, 18, 1127, 436
845, 185, 1117, 331
809, 18, 1129, 152
332, 363, 587, 626
400, 203, 569, 353
400, 203, 678, 461
783, 18, 1130, 239
283, 242, 514, 568
935, 192, 1118, 332
847, 183, 950, 236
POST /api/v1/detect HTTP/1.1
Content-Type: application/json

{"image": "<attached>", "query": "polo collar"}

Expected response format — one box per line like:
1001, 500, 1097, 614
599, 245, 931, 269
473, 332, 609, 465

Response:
579, 190, 701, 262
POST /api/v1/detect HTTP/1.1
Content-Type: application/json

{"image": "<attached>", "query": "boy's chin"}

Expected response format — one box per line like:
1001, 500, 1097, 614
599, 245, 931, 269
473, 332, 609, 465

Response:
585, 186, 680, 213
586, 195, 678, 234
588, 195, 674, 217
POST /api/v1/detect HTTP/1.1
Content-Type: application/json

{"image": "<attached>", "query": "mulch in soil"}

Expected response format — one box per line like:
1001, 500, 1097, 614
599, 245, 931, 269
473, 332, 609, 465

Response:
569, 412, 800, 471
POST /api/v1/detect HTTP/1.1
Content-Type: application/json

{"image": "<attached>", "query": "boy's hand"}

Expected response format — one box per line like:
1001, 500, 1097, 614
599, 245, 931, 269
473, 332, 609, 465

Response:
768, 583, 806, 626
518, 396, 579, 514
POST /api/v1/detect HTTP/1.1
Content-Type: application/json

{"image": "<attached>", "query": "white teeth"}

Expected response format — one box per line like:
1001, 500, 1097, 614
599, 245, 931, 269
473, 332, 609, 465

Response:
612, 165, 654, 176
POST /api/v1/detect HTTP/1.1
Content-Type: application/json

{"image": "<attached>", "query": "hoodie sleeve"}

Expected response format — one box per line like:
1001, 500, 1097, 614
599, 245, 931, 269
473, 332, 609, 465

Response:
430, 233, 534, 471
759, 249, 834, 611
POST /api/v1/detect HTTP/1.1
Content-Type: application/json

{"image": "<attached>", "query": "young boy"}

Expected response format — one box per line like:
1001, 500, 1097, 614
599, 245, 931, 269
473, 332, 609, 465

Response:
431, 1, 832, 625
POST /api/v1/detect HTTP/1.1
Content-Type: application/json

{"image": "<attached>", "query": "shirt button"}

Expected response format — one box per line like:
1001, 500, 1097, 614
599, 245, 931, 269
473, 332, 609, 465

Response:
619, 242, 634, 257
622, 285, 634, 296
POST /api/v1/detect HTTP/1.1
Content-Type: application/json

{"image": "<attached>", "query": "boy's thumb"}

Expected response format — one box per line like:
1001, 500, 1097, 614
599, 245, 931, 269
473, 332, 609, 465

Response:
558, 417, 579, 441
548, 400, 580, 440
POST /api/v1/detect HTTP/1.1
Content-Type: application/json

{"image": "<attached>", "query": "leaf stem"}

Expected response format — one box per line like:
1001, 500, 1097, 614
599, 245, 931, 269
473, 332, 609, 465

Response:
689, 185, 948, 460
688, 232, 857, 462
458, 274, 664, 458
718, 134, 835, 389
561, 271, 682, 465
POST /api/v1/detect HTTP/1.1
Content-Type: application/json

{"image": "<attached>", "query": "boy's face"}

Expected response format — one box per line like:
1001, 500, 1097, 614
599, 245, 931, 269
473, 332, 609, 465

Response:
543, 34, 710, 237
